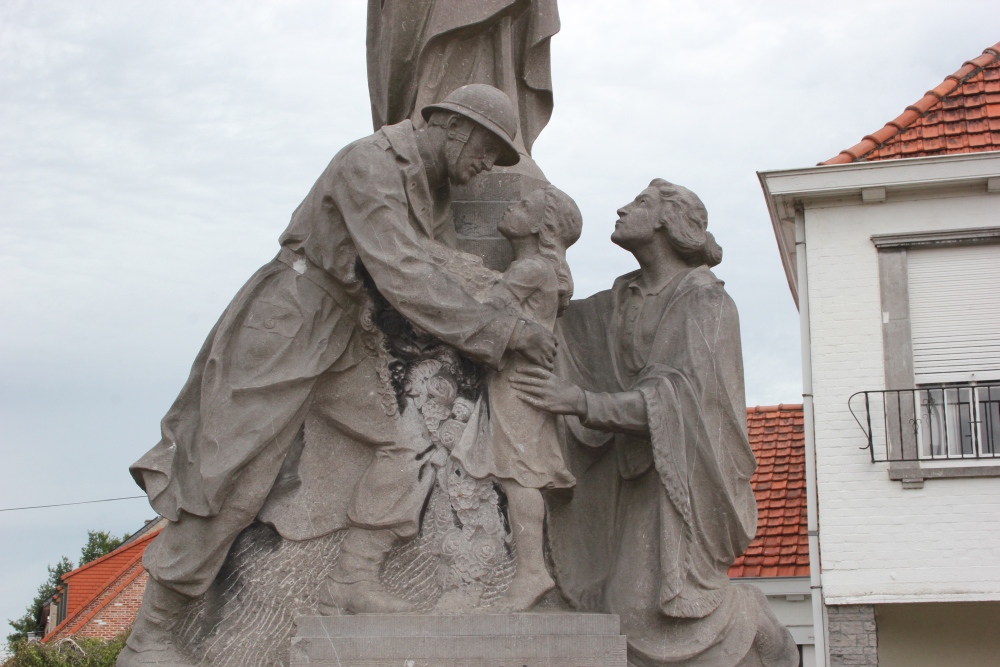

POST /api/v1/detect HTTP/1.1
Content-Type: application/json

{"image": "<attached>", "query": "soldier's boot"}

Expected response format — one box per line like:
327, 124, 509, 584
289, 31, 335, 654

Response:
318, 528, 414, 614
116, 579, 193, 666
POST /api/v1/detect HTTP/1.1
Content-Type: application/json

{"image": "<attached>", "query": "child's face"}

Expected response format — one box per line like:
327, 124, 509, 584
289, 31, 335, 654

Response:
498, 188, 546, 240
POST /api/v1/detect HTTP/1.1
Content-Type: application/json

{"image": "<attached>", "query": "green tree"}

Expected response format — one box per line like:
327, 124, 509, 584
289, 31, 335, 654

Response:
6, 529, 130, 647
79, 531, 129, 567
6, 557, 75, 645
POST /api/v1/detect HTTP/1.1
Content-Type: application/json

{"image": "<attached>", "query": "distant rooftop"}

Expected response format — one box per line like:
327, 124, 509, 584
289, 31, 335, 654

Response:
730, 405, 809, 579
43, 520, 164, 642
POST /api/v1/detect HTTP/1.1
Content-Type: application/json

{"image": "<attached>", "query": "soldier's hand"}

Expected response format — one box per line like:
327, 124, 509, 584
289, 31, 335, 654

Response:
511, 320, 557, 369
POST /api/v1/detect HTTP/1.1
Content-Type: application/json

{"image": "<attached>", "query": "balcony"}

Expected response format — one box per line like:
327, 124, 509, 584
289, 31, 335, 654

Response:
849, 383, 1000, 464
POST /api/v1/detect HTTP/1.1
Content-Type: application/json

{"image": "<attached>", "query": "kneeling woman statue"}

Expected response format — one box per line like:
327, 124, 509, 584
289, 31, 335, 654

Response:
511, 179, 799, 667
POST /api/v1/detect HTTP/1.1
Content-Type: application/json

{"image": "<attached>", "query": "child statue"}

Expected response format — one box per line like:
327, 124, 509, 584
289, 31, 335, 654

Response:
453, 184, 582, 610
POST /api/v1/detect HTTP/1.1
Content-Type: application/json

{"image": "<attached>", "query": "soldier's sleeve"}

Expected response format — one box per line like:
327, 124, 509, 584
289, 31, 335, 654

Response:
329, 144, 518, 368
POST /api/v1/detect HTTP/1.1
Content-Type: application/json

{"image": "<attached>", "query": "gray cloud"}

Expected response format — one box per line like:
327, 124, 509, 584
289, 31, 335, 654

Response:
3, 0, 999, 633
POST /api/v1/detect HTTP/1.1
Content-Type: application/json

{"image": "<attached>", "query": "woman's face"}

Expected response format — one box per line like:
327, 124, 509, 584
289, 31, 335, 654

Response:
498, 188, 546, 239
611, 186, 661, 250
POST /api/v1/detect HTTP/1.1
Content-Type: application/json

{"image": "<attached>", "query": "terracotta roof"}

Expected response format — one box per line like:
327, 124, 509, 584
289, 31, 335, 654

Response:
729, 404, 809, 579
42, 526, 162, 641
822, 41, 1000, 164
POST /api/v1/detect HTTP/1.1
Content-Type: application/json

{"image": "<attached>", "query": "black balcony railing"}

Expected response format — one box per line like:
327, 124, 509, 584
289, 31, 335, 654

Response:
848, 383, 1000, 463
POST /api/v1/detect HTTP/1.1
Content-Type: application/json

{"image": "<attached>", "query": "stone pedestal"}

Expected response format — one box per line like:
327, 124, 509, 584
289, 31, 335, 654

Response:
290, 613, 627, 667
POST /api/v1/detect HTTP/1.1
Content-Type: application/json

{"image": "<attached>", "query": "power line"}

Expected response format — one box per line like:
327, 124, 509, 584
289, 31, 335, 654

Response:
0, 495, 147, 513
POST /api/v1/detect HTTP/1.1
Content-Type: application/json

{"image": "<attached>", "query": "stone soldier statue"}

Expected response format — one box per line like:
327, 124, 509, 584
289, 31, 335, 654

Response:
511, 180, 800, 666
118, 84, 557, 667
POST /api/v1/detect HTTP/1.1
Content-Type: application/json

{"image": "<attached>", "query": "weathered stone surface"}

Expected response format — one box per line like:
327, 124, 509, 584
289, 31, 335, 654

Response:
175, 523, 344, 667
454, 235, 515, 273
290, 613, 627, 667
452, 171, 535, 202
119, 3, 802, 664
454, 202, 512, 239
295, 613, 620, 637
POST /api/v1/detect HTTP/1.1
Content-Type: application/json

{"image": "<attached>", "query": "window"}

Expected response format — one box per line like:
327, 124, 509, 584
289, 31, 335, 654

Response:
868, 229, 1000, 485
916, 385, 1000, 459
907, 244, 1000, 385
905, 243, 1000, 461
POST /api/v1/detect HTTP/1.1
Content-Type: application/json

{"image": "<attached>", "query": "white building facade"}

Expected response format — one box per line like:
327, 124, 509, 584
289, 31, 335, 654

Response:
761, 151, 1000, 666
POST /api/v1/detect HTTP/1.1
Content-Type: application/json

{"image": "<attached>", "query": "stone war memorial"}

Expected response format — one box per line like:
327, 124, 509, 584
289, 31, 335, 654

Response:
117, 2, 799, 666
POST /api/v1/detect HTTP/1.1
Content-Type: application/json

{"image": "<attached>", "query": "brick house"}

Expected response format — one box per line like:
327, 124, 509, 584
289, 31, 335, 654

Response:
760, 41, 1000, 667
41, 519, 164, 643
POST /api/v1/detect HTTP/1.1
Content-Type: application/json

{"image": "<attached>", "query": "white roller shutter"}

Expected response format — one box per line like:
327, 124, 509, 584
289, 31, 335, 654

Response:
907, 244, 1000, 384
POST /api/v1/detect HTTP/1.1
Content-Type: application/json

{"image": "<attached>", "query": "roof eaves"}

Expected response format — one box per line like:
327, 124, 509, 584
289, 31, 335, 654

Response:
747, 404, 804, 414
118, 516, 167, 549
61, 528, 161, 582
820, 42, 1000, 165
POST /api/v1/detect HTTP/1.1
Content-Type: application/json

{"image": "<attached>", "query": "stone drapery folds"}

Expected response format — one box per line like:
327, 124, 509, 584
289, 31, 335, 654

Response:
367, 0, 558, 154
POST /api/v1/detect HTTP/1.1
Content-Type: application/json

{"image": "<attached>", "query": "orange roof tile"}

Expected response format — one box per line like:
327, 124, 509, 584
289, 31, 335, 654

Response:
729, 404, 810, 579
822, 42, 1000, 164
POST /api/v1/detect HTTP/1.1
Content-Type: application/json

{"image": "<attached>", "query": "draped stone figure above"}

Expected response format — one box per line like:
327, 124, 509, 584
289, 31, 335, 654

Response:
367, 0, 559, 158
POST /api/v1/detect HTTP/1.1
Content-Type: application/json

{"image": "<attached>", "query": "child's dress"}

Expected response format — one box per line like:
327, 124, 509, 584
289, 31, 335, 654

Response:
452, 256, 576, 490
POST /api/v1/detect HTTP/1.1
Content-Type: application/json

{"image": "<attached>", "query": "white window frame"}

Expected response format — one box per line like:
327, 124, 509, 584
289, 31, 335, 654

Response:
872, 227, 1000, 486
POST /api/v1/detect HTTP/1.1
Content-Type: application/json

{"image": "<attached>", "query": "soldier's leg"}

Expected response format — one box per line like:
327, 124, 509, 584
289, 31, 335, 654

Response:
120, 420, 298, 666
119, 511, 260, 666
322, 408, 433, 613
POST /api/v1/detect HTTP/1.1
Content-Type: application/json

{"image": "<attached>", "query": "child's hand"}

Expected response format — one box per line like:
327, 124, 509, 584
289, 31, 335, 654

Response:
509, 367, 586, 416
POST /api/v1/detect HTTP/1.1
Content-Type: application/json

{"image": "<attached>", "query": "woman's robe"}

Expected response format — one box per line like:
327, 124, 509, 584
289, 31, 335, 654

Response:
548, 265, 774, 667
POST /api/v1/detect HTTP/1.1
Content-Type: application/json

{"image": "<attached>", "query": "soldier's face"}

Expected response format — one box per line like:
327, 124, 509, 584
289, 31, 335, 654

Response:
448, 125, 502, 185
611, 186, 661, 249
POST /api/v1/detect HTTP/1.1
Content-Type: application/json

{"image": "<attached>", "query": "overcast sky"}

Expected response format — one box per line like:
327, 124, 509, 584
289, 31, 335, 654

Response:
2, 0, 998, 633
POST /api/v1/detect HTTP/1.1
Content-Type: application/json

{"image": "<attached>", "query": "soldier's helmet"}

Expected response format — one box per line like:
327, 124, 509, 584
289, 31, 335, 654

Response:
421, 84, 520, 167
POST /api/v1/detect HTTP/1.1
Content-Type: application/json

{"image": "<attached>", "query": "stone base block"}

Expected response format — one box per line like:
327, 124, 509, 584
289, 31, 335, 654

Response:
290, 613, 626, 667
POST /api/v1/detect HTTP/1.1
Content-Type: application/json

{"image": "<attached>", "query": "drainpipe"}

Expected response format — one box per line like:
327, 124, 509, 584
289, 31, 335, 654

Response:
795, 207, 827, 667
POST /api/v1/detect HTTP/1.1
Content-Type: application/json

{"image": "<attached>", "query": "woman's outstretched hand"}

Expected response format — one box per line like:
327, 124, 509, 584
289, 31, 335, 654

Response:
509, 367, 587, 416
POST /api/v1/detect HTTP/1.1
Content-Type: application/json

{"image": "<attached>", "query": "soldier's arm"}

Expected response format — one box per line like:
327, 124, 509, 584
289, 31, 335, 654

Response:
330, 144, 520, 367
